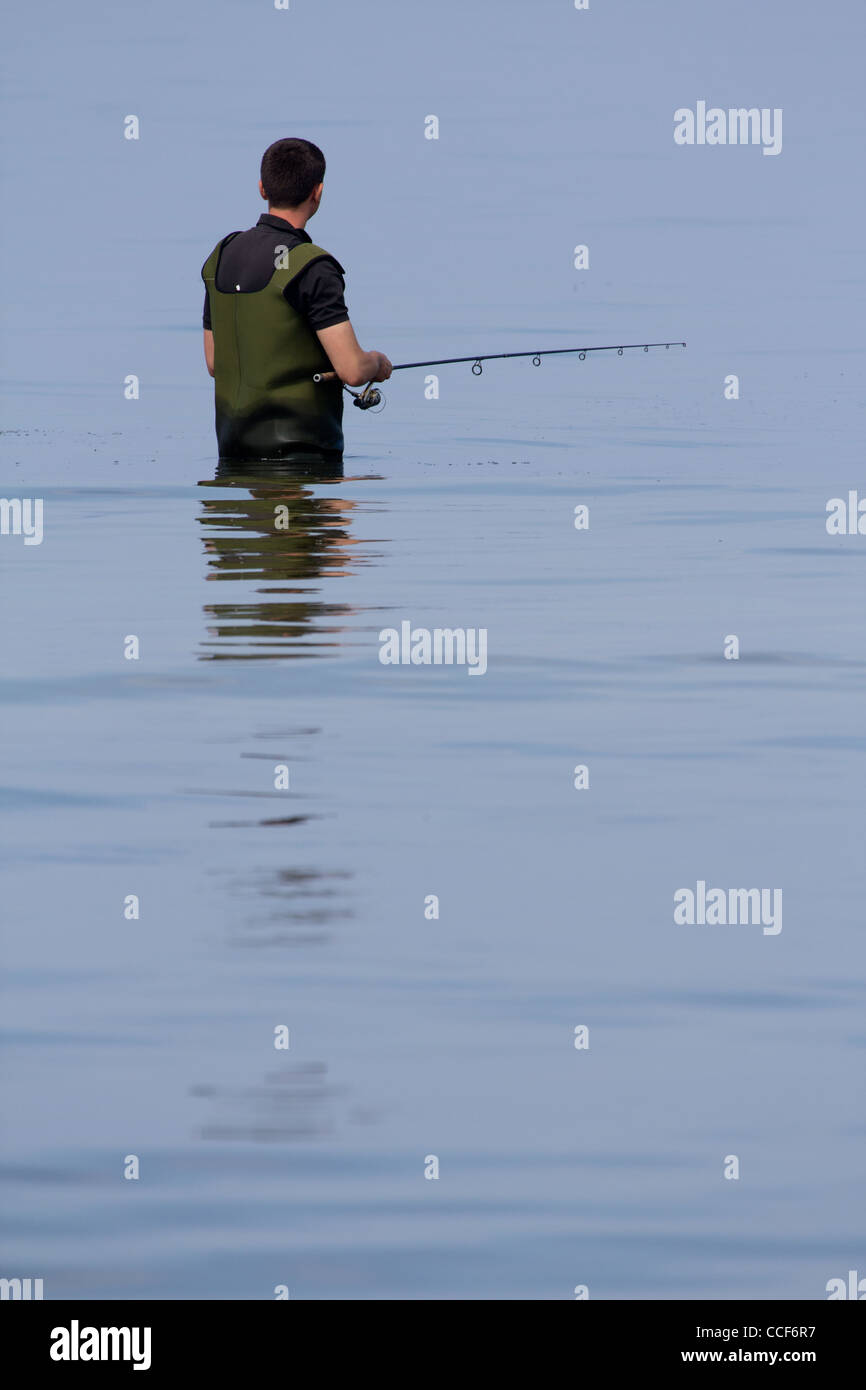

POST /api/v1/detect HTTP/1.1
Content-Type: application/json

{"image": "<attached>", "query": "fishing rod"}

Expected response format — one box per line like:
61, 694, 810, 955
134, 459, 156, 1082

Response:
312, 339, 686, 410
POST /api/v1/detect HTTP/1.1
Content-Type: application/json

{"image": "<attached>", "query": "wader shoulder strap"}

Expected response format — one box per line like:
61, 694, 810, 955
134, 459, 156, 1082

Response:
201, 232, 242, 285
272, 242, 346, 291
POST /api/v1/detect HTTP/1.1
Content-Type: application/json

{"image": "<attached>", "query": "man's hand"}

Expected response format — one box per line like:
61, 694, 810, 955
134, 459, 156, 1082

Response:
370, 352, 393, 382
203, 328, 215, 377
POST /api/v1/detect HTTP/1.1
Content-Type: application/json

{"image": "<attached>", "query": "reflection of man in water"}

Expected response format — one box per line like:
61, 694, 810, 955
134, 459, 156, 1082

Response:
201, 138, 391, 465
198, 461, 364, 660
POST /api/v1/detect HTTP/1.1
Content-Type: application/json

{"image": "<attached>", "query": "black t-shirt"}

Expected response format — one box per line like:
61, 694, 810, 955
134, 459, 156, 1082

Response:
202, 213, 349, 332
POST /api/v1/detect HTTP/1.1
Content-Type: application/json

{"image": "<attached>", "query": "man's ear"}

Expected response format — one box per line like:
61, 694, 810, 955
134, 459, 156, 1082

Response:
258, 179, 267, 201
312, 182, 324, 208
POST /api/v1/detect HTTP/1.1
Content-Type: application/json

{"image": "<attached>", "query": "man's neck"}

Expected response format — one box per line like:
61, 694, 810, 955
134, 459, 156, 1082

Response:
267, 205, 309, 230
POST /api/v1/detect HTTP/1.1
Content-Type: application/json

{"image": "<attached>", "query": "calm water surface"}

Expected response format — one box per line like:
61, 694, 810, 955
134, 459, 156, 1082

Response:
2, 0, 865, 1298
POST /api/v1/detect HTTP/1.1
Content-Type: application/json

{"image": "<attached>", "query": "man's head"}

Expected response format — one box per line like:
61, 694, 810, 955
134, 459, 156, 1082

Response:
259, 138, 326, 217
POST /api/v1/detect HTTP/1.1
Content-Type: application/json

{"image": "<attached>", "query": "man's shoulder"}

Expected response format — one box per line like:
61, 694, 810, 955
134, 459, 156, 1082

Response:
201, 230, 243, 275
290, 244, 346, 277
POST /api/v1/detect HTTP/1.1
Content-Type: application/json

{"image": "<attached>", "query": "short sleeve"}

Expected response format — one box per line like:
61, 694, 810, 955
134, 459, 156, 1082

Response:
284, 257, 349, 331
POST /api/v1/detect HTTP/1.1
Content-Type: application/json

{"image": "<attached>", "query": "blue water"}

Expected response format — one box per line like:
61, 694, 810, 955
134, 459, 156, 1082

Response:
1, 0, 864, 1299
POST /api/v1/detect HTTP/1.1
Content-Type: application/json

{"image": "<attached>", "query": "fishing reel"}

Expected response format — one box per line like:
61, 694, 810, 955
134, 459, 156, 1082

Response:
350, 383, 384, 411
311, 373, 385, 412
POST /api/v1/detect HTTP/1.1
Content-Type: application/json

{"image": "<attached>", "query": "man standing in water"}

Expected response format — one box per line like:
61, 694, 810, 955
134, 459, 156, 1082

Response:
202, 138, 391, 463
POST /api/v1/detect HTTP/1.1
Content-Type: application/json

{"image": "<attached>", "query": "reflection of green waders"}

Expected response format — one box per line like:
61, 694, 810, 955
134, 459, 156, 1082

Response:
202, 239, 344, 459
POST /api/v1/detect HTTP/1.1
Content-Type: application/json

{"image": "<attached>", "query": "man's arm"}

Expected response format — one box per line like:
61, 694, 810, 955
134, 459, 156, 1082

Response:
316, 321, 391, 388
203, 329, 215, 378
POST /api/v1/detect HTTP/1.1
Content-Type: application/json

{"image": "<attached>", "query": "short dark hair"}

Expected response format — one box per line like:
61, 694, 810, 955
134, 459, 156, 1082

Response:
260, 138, 326, 207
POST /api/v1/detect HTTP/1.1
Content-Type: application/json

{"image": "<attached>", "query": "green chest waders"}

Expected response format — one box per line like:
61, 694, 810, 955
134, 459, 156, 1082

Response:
202, 239, 345, 460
